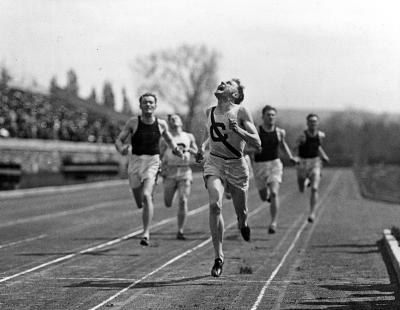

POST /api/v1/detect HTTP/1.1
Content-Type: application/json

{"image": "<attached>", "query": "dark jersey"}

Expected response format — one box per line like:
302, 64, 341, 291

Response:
254, 126, 279, 162
131, 117, 161, 155
298, 130, 321, 158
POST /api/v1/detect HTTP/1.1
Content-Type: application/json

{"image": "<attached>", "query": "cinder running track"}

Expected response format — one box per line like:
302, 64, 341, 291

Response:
0, 169, 399, 309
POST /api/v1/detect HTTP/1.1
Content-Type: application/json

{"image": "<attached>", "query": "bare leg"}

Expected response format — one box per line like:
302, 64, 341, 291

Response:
258, 188, 268, 202
177, 180, 191, 235
229, 185, 248, 229
229, 184, 251, 241
268, 181, 280, 231
206, 176, 225, 261
163, 180, 176, 208
308, 172, 321, 222
132, 185, 144, 209
141, 178, 156, 239
297, 175, 305, 193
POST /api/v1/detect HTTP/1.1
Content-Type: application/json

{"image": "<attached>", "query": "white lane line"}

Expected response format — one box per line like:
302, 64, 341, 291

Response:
0, 199, 132, 228
87, 203, 266, 310
0, 173, 204, 200
0, 234, 47, 250
0, 202, 210, 284
250, 172, 341, 310
0, 180, 129, 200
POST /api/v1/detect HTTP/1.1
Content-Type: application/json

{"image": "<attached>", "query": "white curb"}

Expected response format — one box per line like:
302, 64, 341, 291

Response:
383, 229, 400, 283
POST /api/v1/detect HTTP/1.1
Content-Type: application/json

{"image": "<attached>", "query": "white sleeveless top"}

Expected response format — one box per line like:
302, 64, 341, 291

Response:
163, 131, 192, 166
207, 105, 245, 159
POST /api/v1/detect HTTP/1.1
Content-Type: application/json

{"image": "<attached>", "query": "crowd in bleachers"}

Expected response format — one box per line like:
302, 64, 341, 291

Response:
0, 87, 122, 143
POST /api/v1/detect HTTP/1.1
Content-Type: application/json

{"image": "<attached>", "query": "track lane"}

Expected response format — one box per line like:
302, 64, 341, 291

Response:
0, 169, 344, 310
116, 170, 330, 310
0, 174, 206, 275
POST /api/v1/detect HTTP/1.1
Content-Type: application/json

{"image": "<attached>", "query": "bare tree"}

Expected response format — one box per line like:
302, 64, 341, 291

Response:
65, 69, 79, 97
121, 87, 132, 115
102, 80, 115, 110
0, 66, 12, 90
88, 87, 97, 104
134, 44, 219, 133
49, 76, 59, 95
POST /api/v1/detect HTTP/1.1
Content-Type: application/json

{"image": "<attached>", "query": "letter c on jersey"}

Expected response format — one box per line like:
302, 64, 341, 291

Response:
210, 122, 227, 142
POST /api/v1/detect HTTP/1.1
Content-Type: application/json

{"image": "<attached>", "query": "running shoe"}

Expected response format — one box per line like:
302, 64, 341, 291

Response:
211, 258, 224, 277
268, 223, 277, 234
140, 236, 149, 246
176, 231, 186, 240
240, 225, 251, 241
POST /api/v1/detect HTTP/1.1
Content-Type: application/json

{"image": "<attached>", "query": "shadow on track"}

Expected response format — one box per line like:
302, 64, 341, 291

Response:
297, 240, 400, 310
66, 275, 210, 289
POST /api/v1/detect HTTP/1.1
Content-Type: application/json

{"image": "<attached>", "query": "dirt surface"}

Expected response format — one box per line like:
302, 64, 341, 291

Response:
0, 169, 399, 309
355, 165, 400, 204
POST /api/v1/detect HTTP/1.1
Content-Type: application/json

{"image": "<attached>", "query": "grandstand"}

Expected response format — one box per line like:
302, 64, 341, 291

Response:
0, 86, 129, 143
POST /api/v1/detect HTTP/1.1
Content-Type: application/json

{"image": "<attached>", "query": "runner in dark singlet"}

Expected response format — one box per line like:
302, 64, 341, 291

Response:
249, 105, 297, 234
115, 93, 183, 246
295, 113, 330, 223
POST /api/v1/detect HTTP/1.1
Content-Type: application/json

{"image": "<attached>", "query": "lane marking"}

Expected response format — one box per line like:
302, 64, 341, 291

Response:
0, 173, 204, 200
271, 172, 347, 310
250, 172, 341, 310
0, 173, 206, 228
0, 234, 47, 250
0, 180, 129, 200
0, 199, 132, 228
87, 203, 267, 310
229, 193, 307, 306
0, 202, 210, 283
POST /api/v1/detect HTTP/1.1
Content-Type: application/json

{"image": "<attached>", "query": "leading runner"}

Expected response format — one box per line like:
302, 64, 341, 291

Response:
196, 79, 261, 277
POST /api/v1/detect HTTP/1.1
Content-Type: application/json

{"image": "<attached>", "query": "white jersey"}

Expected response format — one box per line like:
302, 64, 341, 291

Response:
163, 131, 192, 166
207, 105, 246, 159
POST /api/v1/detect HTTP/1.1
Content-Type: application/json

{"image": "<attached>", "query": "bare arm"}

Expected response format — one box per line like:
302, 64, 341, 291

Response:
187, 133, 198, 155
195, 109, 211, 162
159, 119, 183, 157
115, 118, 137, 155
293, 133, 305, 157
159, 139, 168, 160
229, 106, 261, 150
279, 129, 298, 164
319, 146, 330, 163
318, 132, 329, 163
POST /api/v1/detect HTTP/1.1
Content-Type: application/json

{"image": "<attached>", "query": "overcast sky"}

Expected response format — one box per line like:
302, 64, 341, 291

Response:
1, 0, 399, 114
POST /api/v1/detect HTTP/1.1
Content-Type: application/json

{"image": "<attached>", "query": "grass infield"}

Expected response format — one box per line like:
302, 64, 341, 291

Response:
355, 165, 400, 204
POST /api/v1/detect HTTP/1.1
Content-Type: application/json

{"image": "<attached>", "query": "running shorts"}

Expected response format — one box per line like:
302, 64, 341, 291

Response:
252, 158, 283, 189
203, 153, 249, 191
127, 154, 160, 188
297, 157, 321, 180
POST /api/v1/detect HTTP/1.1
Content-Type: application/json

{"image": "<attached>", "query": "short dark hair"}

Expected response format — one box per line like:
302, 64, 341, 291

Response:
262, 105, 277, 115
232, 78, 244, 105
307, 113, 319, 121
139, 92, 157, 104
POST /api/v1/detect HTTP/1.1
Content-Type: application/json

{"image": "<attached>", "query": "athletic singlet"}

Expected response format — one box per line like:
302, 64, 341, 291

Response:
131, 116, 161, 155
208, 105, 245, 159
163, 132, 191, 166
298, 130, 320, 158
254, 126, 279, 162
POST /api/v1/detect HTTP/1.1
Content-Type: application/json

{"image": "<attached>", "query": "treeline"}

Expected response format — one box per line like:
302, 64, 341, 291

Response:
279, 110, 400, 166
50, 69, 133, 115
